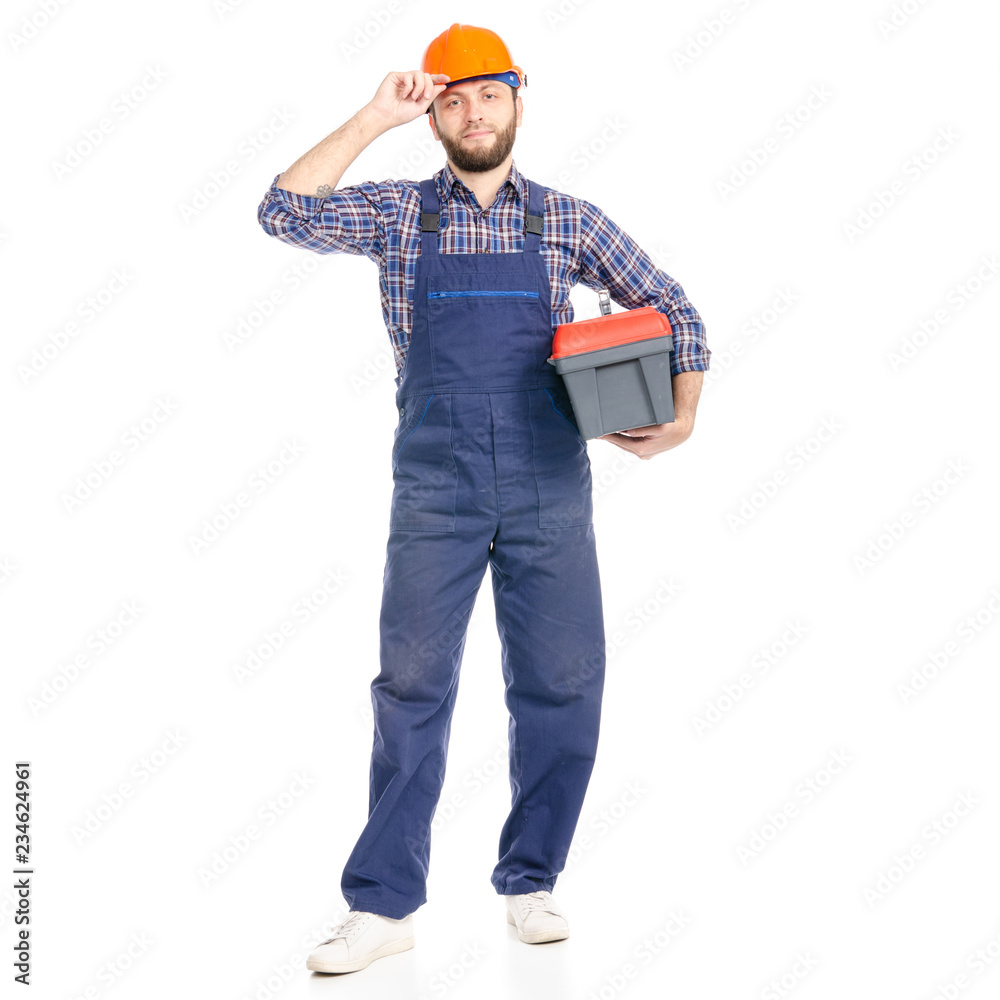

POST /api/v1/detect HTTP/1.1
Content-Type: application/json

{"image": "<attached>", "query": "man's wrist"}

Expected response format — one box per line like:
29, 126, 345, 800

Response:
355, 103, 394, 141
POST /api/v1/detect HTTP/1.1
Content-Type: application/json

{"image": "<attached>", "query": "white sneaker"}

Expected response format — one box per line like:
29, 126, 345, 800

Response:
306, 910, 414, 974
504, 891, 570, 944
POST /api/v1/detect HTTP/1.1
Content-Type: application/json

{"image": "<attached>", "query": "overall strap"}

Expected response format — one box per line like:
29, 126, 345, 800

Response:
418, 175, 545, 252
419, 178, 441, 255
524, 179, 545, 254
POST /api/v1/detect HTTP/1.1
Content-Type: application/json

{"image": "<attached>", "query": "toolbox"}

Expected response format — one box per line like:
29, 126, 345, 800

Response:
547, 291, 675, 440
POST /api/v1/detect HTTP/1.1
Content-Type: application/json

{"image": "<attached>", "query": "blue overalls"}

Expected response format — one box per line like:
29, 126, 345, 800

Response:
341, 175, 607, 919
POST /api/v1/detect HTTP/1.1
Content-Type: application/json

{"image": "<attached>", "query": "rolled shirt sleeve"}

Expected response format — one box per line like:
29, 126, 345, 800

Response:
576, 199, 711, 375
256, 172, 392, 262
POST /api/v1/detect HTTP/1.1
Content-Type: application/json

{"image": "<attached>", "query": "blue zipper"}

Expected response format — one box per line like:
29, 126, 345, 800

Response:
427, 290, 540, 299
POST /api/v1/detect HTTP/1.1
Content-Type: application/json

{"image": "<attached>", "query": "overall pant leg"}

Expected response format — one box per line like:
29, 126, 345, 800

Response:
489, 519, 606, 894
341, 519, 494, 918
487, 388, 607, 895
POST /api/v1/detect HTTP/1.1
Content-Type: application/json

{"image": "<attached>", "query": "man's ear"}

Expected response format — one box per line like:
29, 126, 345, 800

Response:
515, 95, 523, 127
428, 110, 440, 142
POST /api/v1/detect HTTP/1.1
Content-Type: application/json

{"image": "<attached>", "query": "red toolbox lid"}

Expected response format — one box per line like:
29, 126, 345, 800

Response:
550, 305, 672, 359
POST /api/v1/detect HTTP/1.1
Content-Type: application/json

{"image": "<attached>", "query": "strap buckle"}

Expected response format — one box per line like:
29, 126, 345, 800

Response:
420, 212, 440, 232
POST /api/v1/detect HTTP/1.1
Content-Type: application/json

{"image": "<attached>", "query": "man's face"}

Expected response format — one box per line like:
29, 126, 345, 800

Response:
429, 80, 521, 172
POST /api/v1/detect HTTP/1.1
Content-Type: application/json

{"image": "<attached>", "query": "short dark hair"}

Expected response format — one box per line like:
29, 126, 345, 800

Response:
430, 83, 517, 122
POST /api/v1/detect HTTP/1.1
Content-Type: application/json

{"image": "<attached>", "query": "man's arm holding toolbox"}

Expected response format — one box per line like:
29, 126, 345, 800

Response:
574, 198, 710, 459
603, 370, 703, 460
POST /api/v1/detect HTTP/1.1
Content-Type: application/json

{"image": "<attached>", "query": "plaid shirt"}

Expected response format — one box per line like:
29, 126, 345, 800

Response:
257, 160, 710, 379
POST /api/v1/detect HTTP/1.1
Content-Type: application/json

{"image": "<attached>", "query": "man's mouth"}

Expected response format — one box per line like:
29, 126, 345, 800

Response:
463, 130, 492, 138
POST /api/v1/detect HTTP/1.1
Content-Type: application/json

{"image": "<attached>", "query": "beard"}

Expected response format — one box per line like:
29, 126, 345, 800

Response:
438, 113, 517, 172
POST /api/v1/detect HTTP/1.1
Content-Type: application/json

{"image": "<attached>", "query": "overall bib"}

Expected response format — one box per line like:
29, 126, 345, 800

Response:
341, 177, 607, 919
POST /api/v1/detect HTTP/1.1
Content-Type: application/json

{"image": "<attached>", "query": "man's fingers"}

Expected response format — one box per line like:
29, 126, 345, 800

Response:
602, 431, 638, 448
599, 431, 654, 459
397, 71, 421, 100
392, 70, 450, 106
398, 71, 442, 103
423, 73, 451, 102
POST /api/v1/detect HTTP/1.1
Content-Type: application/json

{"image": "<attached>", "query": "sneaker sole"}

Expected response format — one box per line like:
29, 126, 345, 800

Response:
306, 935, 415, 974
506, 910, 570, 944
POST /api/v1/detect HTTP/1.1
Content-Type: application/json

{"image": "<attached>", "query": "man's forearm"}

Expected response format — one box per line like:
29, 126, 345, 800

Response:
276, 105, 390, 197
672, 370, 704, 424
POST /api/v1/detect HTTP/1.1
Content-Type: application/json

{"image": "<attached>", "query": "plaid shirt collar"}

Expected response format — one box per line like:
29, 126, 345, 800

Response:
435, 159, 526, 210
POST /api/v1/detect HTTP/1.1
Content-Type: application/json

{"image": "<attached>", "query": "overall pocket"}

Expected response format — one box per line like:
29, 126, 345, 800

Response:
426, 288, 549, 384
530, 385, 594, 529
389, 393, 458, 532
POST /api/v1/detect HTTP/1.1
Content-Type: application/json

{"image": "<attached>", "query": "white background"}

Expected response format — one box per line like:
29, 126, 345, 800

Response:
4, 0, 1000, 997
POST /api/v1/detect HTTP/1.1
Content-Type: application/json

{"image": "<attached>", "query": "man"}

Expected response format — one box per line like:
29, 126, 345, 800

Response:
257, 23, 710, 975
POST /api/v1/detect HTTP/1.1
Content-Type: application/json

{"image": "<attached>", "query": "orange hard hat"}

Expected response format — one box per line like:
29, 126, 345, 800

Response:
421, 23, 526, 114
